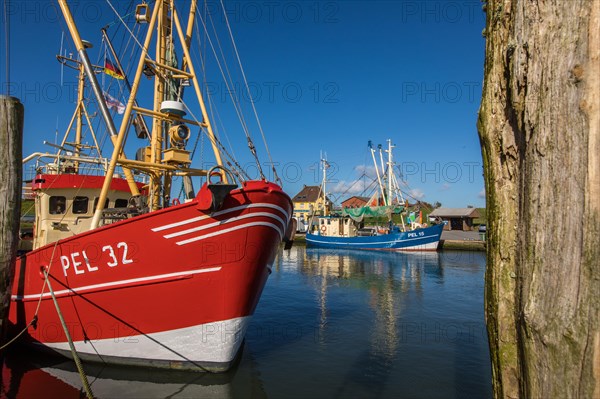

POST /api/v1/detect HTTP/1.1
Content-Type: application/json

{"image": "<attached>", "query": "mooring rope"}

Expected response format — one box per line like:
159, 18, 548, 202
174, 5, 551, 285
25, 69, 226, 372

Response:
43, 269, 94, 399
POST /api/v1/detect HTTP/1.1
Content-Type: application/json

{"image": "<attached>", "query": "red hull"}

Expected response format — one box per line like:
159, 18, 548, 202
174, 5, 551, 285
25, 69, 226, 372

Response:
9, 180, 292, 371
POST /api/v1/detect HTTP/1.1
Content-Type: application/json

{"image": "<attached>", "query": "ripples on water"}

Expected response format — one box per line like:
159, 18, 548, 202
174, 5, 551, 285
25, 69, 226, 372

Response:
1, 247, 491, 398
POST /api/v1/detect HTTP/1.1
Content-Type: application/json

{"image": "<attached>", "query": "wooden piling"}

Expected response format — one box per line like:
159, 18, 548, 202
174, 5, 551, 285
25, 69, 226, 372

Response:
0, 96, 24, 344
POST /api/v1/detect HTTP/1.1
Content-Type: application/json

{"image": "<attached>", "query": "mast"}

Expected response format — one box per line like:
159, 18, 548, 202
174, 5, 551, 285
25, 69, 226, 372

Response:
386, 139, 394, 206
146, 0, 226, 210
73, 57, 85, 171
378, 145, 387, 206
171, 4, 227, 181
321, 155, 329, 216
182, 0, 197, 64
56, 48, 105, 170
148, 0, 168, 211
59, 0, 234, 228
58, 0, 140, 199
369, 142, 385, 205
63, 0, 162, 229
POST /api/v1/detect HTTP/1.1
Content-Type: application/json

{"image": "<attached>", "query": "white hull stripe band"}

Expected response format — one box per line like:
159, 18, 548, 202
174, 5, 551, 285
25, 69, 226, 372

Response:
152, 203, 290, 232
176, 221, 283, 246
12, 267, 222, 301
163, 211, 287, 239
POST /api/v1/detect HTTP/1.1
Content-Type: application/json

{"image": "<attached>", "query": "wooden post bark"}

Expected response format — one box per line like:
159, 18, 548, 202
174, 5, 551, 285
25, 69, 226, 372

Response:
0, 96, 23, 343
478, 0, 599, 398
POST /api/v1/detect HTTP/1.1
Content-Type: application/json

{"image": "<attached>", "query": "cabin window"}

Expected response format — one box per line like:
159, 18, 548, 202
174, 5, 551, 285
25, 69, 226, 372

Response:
93, 197, 109, 210
49, 196, 66, 214
115, 199, 128, 208
72, 196, 89, 214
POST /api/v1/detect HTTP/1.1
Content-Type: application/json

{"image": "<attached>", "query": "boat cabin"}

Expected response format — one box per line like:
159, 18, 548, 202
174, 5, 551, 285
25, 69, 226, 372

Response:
312, 215, 402, 238
31, 173, 143, 249
314, 216, 359, 237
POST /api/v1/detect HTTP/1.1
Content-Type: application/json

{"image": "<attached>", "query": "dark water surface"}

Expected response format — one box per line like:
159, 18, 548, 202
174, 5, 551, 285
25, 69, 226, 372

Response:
1, 246, 492, 398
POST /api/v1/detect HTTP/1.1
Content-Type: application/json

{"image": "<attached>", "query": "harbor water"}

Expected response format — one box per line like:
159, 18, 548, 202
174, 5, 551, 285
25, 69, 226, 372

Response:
1, 246, 492, 398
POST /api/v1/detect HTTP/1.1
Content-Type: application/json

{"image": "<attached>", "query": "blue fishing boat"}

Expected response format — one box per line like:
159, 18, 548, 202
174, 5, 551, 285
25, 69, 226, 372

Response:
305, 140, 443, 251
306, 220, 443, 251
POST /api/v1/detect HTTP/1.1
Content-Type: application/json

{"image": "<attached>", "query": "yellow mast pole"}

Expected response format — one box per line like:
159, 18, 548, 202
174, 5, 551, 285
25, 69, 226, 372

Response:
74, 62, 85, 172
172, 6, 227, 182
58, 103, 78, 150
184, 0, 197, 49
57, 0, 140, 195
176, 0, 199, 201
62, 0, 162, 229
81, 102, 103, 158
149, 0, 168, 211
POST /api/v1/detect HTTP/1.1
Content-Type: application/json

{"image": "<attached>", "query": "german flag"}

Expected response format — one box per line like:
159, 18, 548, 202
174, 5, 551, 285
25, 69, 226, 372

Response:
104, 58, 124, 80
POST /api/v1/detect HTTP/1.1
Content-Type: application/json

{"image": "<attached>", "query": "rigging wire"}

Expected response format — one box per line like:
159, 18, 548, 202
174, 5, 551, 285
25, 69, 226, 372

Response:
194, 5, 265, 178
101, 1, 238, 184
179, 97, 250, 181
199, 14, 238, 161
205, 10, 253, 144
98, 0, 263, 185
329, 171, 377, 204
219, 0, 282, 186
193, 15, 239, 165
105, 0, 145, 52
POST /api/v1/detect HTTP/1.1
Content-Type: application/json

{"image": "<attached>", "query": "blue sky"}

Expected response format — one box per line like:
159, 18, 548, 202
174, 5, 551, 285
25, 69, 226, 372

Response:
1, 1, 486, 208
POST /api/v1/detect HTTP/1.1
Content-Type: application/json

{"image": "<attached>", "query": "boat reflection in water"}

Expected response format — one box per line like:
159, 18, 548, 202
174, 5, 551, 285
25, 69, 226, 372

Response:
299, 247, 442, 349
1, 346, 265, 399
272, 247, 489, 399
276, 248, 442, 396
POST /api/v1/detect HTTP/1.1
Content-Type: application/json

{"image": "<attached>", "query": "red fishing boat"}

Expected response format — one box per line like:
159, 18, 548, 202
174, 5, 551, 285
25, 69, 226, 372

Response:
9, 0, 292, 373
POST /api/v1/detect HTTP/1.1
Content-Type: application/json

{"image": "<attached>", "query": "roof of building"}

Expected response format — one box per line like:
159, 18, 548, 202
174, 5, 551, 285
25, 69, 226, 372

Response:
292, 185, 325, 203
342, 195, 370, 202
429, 208, 481, 218
341, 196, 370, 205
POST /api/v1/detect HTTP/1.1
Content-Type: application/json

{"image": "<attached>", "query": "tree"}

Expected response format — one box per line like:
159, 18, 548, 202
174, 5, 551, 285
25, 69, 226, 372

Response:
477, 0, 599, 398
433, 201, 442, 209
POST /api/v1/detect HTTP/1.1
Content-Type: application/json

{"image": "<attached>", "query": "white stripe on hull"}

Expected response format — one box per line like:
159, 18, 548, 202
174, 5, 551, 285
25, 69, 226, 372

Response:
41, 316, 252, 365
12, 266, 222, 301
176, 221, 283, 245
164, 211, 287, 239
151, 204, 291, 246
305, 236, 440, 251
402, 241, 439, 251
151, 203, 290, 232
